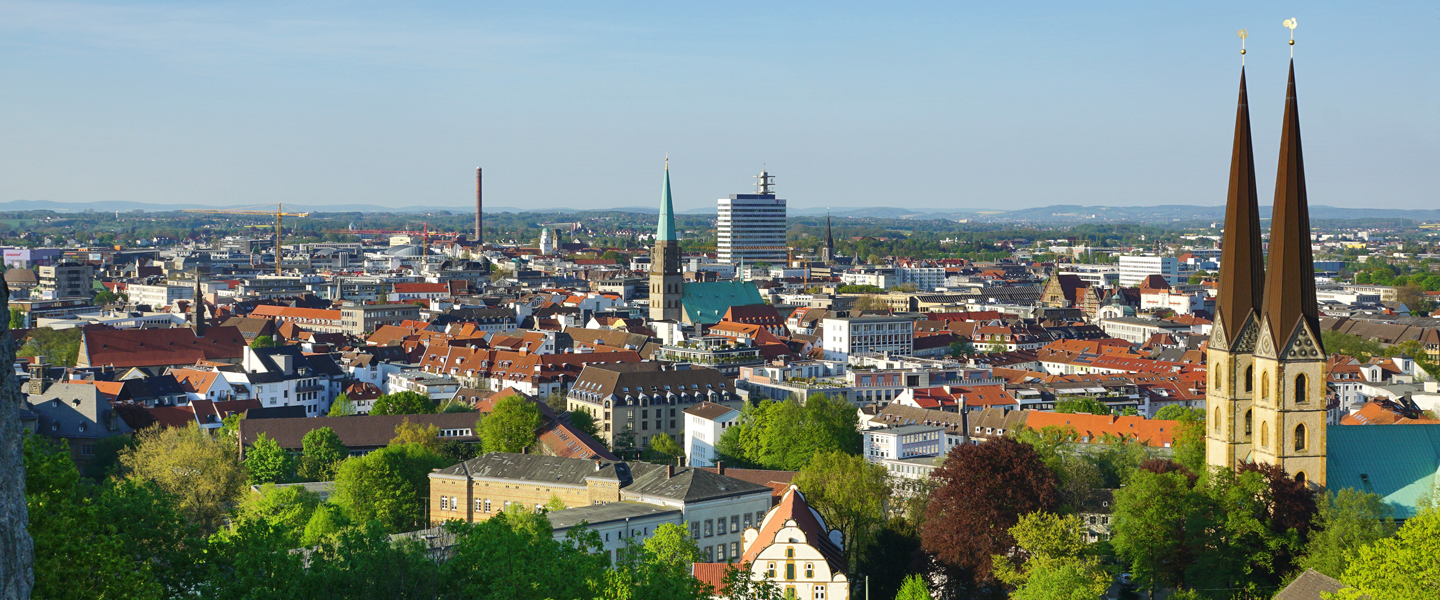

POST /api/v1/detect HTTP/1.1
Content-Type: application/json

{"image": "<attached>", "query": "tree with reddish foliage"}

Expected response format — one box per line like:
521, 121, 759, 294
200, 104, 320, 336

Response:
1237, 462, 1318, 540
921, 437, 1059, 589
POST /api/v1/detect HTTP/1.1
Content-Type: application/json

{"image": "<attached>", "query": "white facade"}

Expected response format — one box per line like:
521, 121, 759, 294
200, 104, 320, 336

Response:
1140, 289, 1207, 315
680, 493, 775, 564
684, 405, 740, 467
1118, 255, 1181, 287
821, 317, 915, 361
127, 284, 193, 309
896, 267, 947, 291
863, 425, 945, 462
717, 190, 787, 265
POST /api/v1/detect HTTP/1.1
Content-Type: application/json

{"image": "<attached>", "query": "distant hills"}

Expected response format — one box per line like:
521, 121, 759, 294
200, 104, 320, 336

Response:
4, 199, 1437, 224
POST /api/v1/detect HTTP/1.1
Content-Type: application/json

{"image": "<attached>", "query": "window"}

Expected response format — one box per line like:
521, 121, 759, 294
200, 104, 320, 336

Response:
718, 544, 727, 561
484, 499, 492, 512
744, 513, 753, 529
731, 515, 740, 532
731, 541, 739, 559
805, 563, 814, 578
815, 586, 826, 600
786, 547, 795, 559
1261, 371, 1269, 400
704, 520, 713, 537
1295, 374, 1308, 404
691, 522, 701, 538
1294, 423, 1307, 451
1260, 421, 1270, 449
767, 563, 777, 578
1244, 409, 1253, 438
786, 563, 796, 580
440, 497, 449, 511
1213, 407, 1221, 432
717, 519, 726, 535
1245, 365, 1253, 392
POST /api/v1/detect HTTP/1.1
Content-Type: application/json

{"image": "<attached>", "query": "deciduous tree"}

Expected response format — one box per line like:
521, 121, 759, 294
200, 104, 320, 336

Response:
332, 443, 449, 533
389, 418, 442, 451
119, 423, 247, 532
299, 426, 348, 481
922, 438, 1059, 586
1334, 504, 1440, 600
1298, 488, 1395, 579
993, 512, 1109, 600
794, 450, 891, 569
244, 433, 292, 485
327, 393, 357, 417
369, 391, 436, 416
479, 395, 541, 454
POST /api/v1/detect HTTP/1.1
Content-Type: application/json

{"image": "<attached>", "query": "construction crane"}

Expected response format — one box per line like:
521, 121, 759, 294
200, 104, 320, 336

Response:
184, 203, 311, 275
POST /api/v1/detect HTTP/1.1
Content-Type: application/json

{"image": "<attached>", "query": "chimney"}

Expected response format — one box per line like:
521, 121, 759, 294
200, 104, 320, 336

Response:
594, 460, 601, 472
716, 460, 725, 476
666, 464, 675, 478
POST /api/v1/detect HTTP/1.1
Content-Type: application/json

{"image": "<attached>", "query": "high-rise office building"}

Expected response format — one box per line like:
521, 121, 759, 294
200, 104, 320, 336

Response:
717, 170, 787, 265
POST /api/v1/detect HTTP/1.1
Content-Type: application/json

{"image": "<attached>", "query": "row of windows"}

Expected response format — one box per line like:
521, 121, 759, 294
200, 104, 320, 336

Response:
689, 511, 766, 540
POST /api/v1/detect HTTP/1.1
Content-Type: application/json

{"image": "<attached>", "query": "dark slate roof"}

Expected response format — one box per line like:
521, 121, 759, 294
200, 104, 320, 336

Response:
26, 383, 133, 440
433, 452, 770, 503
547, 501, 682, 531
1273, 569, 1346, 600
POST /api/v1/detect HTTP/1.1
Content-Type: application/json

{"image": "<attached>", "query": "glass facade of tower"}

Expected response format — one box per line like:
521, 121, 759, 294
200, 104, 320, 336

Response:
717, 194, 787, 265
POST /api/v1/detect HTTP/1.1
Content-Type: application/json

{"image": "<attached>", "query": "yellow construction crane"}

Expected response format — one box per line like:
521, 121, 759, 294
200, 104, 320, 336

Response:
184, 203, 311, 275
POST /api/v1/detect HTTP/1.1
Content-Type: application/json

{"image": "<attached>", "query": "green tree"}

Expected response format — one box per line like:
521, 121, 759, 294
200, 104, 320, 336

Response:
1054, 397, 1112, 415
949, 340, 975, 357
438, 439, 480, 463
794, 450, 891, 570
389, 417, 442, 451
603, 522, 713, 600
895, 574, 933, 600
440, 509, 610, 600
328, 392, 357, 417
1166, 409, 1207, 475
717, 562, 784, 600
717, 394, 862, 470
9, 307, 25, 329
1111, 468, 1199, 596
1153, 405, 1203, 422
1299, 488, 1396, 580
231, 483, 322, 548
301, 503, 350, 546
369, 390, 437, 415
479, 394, 541, 454
119, 423, 247, 532
298, 426, 348, 481
569, 408, 603, 441
993, 512, 1110, 600
646, 432, 684, 460
244, 432, 293, 485
332, 442, 449, 533
1333, 504, 1440, 600
440, 400, 475, 413
93, 289, 120, 305
249, 335, 276, 348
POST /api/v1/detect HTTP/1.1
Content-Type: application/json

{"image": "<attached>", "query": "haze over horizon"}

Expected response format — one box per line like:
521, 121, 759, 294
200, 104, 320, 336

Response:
2, 1, 1435, 213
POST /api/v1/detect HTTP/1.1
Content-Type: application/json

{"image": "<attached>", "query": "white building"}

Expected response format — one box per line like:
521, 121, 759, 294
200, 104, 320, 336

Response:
821, 316, 915, 362
388, 371, 461, 401
547, 502, 683, 565
863, 424, 944, 462
896, 267, 948, 291
717, 170, 787, 265
539, 228, 554, 255
684, 402, 740, 467
1118, 255, 1181, 287
127, 284, 193, 309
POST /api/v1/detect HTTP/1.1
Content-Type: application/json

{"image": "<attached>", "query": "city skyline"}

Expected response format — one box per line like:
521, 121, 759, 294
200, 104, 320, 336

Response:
2, 1, 1435, 212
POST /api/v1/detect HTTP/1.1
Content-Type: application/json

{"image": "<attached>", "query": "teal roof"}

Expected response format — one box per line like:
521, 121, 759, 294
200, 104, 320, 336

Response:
1327, 424, 1440, 519
681, 281, 764, 325
657, 165, 676, 242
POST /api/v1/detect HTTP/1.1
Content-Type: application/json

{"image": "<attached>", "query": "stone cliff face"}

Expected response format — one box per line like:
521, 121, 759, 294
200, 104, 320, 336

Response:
0, 278, 34, 600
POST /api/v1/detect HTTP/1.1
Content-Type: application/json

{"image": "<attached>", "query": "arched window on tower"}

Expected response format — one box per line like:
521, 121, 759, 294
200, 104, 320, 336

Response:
1244, 409, 1252, 439
1294, 424, 1307, 451
1214, 368, 1222, 392
1295, 374, 1308, 404
1260, 421, 1269, 449
1245, 365, 1253, 393
1261, 372, 1269, 400
1214, 407, 1221, 432
1295, 471, 1307, 484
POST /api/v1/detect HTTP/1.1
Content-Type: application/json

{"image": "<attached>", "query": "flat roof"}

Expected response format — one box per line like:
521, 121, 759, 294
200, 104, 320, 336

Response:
547, 501, 682, 530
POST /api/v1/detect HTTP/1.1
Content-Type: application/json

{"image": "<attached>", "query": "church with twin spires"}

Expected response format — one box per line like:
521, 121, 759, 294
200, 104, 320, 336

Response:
1205, 60, 1329, 487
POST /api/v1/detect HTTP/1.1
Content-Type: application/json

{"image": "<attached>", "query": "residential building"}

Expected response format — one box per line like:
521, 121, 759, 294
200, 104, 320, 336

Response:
76, 326, 248, 369
36, 262, 94, 300
565, 362, 742, 451
547, 502, 684, 564
1098, 316, 1193, 344
250, 305, 347, 334
341, 303, 423, 335
127, 283, 193, 309
239, 413, 482, 458
388, 371, 461, 401
684, 401, 740, 467
25, 382, 134, 465
863, 424, 944, 462
716, 170, 786, 265
692, 485, 849, 600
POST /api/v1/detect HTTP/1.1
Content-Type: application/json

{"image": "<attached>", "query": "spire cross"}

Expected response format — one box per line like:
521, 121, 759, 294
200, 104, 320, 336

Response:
1283, 18, 1297, 57
1237, 29, 1248, 65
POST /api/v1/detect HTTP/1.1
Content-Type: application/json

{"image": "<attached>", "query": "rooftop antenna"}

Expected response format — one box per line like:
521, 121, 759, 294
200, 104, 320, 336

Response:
1283, 18, 1297, 57
754, 165, 774, 195
1237, 28, 1248, 65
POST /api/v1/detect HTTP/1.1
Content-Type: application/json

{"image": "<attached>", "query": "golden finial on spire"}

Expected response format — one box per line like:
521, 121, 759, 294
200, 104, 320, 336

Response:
665, 153, 669, 170
1283, 18, 1297, 57
1238, 29, 1248, 65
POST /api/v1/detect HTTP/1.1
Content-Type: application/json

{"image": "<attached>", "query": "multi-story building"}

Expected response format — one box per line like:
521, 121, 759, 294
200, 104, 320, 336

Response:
565, 362, 742, 451
427, 453, 773, 563
341, 303, 423, 335
1118, 255, 1181, 287
692, 486, 850, 600
716, 170, 786, 265
36, 262, 94, 300
821, 316, 915, 361
250, 305, 347, 334
863, 424, 944, 462
387, 371, 461, 401
127, 283, 193, 309
684, 401, 740, 467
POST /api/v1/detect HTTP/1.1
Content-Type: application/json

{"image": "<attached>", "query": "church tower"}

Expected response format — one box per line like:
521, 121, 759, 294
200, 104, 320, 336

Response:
649, 161, 684, 322
1250, 61, 1327, 487
1205, 68, 1266, 472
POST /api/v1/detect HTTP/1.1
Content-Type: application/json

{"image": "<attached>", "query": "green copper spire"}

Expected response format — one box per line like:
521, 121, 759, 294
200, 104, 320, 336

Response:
657, 159, 677, 242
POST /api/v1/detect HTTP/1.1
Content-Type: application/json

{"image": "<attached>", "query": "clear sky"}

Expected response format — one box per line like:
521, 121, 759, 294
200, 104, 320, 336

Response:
1, 1, 1435, 213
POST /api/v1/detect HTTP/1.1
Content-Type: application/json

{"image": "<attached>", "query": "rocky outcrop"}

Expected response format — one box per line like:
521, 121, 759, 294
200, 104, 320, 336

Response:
0, 278, 34, 600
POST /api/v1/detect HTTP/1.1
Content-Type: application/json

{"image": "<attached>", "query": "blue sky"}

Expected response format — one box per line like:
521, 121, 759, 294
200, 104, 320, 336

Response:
1, 1, 1435, 212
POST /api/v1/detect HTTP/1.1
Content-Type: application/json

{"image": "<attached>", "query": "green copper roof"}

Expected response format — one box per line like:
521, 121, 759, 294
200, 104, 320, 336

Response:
681, 281, 764, 325
657, 164, 677, 242
1328, 424, 1440, 519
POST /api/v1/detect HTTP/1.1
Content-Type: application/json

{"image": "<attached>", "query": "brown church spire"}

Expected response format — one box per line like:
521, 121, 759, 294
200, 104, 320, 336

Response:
1260, 61, 1322, 353
1215, 68, 1265, 346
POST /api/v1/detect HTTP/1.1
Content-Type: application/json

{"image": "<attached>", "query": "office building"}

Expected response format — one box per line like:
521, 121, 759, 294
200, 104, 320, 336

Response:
717, 170, 787, 265
1118, 256, 1181, 287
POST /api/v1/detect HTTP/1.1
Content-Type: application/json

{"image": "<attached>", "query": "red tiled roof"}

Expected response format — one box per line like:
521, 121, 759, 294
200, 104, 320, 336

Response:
250, 305, 342, 322
1024, 411, 1177, 447
81, 327, 248, 369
